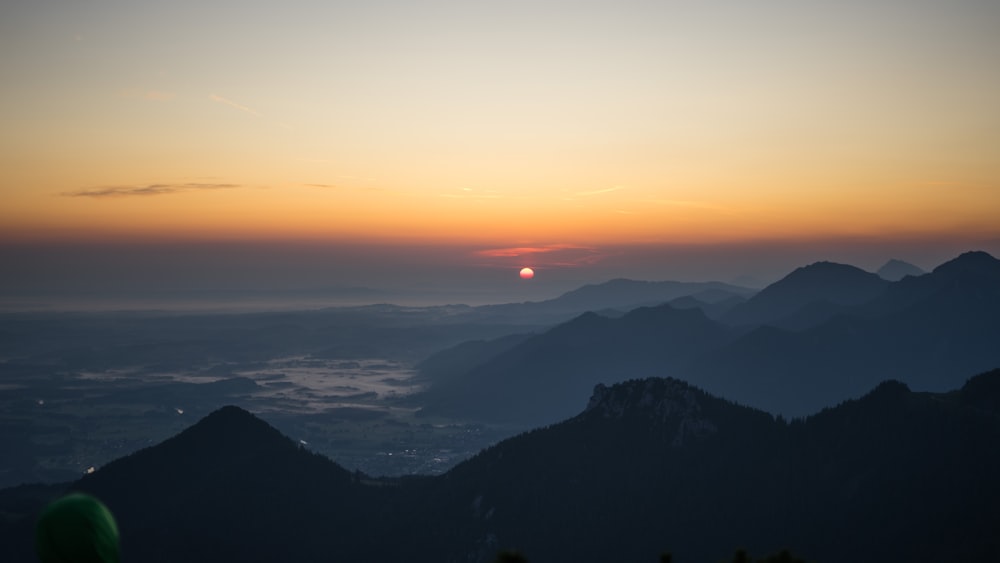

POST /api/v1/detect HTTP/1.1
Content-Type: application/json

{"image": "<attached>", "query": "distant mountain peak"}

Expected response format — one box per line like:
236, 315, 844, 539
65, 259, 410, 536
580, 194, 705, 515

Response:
876, 259, 925, 281
121, 404, 302, 466
755, 261, 888, 299
182, 404, 271, 435
721, 260, 888, 327
932, 250, 1000, 278
196, 404, 260, 427
788, 260, 872, 279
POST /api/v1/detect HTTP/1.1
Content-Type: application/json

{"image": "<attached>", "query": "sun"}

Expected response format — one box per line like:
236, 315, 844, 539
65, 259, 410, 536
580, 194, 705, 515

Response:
519, 267, 535, 280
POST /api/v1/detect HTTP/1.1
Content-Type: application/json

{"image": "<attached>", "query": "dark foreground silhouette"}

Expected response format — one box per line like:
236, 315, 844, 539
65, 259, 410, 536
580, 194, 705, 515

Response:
2, 369, 999, 562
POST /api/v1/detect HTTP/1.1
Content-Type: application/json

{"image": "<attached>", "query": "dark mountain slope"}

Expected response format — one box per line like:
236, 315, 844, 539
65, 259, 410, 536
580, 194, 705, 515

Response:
693, 251, 1000, 415
3, 371, 1000, 562
414, 332, 533, 387
66, 407, 403, 562
865, 250, 1000, 317
414, 251, 1000, 423
417, 304, 733, 426
721, 261, 888, 328
669, 294, 747, 320
435, 371, 1000, 562
474, 278, 756, 323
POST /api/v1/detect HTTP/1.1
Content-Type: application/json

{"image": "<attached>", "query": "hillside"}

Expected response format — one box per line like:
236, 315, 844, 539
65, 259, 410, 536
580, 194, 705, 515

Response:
3, 370, 1000, 562
691, 250, 1000, 414
417, 304, 733, 426
418, 251, 1000, 421
720, 261, 889, 328
473, 278, 755, 323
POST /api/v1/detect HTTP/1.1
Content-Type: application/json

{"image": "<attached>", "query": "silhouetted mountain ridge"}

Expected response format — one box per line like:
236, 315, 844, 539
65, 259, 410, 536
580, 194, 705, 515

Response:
4, 370, 1000, 562
933, 250, 1000, 278
64, 405, 376, 562
417, 304, 733, 426
446, 370, 1000, 561
419, 251, 1000, 421
473, 278, 755, 323
721, 261, 888, 327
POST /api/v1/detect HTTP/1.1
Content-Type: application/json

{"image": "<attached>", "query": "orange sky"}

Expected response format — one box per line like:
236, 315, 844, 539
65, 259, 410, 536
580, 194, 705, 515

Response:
2, 0, 999, 305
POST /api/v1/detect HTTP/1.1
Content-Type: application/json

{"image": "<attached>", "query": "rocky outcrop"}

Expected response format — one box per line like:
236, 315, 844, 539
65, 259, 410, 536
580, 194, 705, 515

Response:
585, 378, 717, 445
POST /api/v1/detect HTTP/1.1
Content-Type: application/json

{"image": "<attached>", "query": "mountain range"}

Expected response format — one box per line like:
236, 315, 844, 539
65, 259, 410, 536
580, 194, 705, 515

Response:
417, 251, 1000, 425
2, 369, 999, 562
471, 279, 756, 323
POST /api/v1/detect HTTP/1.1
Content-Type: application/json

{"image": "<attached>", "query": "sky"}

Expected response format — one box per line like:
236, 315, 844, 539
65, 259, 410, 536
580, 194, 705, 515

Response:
2, 0, 999, 309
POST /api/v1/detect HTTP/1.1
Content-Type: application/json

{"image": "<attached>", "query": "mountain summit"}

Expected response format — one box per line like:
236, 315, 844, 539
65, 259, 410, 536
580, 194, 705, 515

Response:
931, 250, 1000, 280
876, 259, 925, 281
721, 261, 888, 327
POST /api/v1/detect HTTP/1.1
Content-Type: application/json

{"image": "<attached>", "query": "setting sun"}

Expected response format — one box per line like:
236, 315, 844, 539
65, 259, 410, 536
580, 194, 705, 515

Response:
0, 0, 998, 304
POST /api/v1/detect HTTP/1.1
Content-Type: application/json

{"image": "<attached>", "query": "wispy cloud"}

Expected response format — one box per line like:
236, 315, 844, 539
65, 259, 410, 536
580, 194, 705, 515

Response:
476, 247, 555, 258
646, 199, 732, 212
209, 94, 261, 117
304, 183, 338, 189
474, 244, 605, 268
573, 185, 625, 197
920, 181, 993, 191
438, 187, 503, 200
120, 89, 176, 101
65, 183, 240, 198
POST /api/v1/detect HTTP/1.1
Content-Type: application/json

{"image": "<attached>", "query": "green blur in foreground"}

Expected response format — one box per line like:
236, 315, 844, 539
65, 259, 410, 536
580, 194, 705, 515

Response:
35, 493, 120, 563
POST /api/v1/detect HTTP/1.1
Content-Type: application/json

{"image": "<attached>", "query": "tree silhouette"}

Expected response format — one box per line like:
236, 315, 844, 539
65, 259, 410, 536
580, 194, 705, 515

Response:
493, 549, 528, 563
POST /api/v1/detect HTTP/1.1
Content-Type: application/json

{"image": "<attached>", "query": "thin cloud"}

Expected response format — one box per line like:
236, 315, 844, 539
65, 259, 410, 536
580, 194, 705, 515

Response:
647, 199, 731, 212
65, 183, 239, 198
304, 183, 338, 189
921, 181, 993, 191
120, 89, 176, 101
209, 94, 261, 117
475, 244, 606, 268
438, 187, 503, 200
573, 185, 625, 197
475, 246, 568, 258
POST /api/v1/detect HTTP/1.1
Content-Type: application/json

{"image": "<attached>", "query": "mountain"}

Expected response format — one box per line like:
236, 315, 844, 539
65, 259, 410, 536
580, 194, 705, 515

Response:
668, 294, 747, 320
69, 406, 378, 562
720, 261, 889, 328
3, 406, 425, 562
417, 304, 733, 427
473, 278, 756, 323
418, 251, 1000, 422
442, 371, 1000, 562
3, 371, 1000, 562
413, 332, 533, 387
692, 251, 1000, 415
876, 258, 925, 281
870, 250, 1000, 315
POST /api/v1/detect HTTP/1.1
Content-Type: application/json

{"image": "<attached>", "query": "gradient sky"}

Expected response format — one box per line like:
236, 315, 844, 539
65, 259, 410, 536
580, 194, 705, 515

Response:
2, 0, 999, 308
